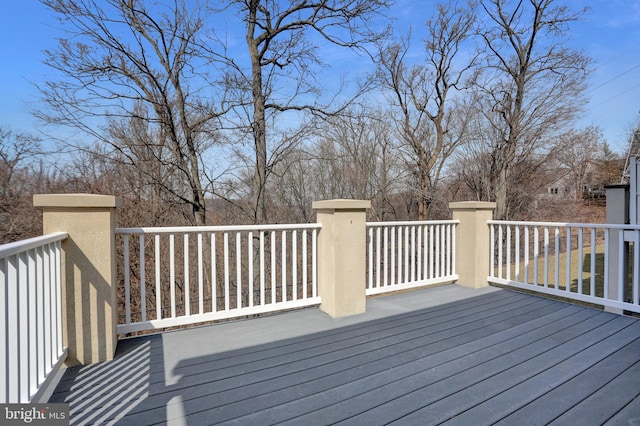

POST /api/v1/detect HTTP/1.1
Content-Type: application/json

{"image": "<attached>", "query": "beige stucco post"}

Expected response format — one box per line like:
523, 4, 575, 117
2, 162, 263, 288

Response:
449, 201, 496, 289
34, 193, 122, 366
313, 199, 371, 318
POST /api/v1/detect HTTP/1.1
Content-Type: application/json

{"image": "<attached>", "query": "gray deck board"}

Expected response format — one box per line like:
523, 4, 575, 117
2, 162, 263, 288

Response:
274, 308, 605, 425
604, 394, 640, 425
327, 314, 630, 425
552, 359, 640, 425
49, 284, 640, 425
438, 318, 640, 425
496, 337, 640, 425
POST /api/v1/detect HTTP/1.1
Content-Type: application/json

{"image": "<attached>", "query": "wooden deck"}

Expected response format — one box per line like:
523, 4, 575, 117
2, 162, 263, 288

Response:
50, 284, 640, 425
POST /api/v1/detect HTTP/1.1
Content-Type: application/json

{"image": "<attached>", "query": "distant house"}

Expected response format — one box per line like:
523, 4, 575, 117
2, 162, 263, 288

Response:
545, 167, 575, 199
545, 158, 623, 202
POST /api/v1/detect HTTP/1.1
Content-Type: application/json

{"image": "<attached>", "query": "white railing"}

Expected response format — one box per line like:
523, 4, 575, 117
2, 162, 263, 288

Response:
489, 220, 640, 314
116, 224, 321, 334
0, 232, 68, 403
366, 220, 459, 296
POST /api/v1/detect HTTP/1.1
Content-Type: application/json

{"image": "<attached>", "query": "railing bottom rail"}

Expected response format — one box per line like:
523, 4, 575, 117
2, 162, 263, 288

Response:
117, 297, 321, 334
366, 276, 458, 296
490, 278, 640, 314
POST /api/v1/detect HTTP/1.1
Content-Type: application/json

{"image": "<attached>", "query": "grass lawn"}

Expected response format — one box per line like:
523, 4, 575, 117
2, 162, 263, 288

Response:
500, 243, 636, 299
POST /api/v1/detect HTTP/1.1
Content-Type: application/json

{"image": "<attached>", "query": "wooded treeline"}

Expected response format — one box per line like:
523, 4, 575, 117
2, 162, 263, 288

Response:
1, 0, 630, 243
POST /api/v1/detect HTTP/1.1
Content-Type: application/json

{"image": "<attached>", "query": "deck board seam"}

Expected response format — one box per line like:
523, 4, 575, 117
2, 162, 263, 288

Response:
94, 299, 571, 423
199, 307, 610, 424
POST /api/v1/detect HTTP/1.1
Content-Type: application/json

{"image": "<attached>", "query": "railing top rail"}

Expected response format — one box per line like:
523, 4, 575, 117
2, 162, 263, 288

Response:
0, 232, 68, 259
489, 219, 640, 230
366, 220, 459, 227
116, 223, 322, 234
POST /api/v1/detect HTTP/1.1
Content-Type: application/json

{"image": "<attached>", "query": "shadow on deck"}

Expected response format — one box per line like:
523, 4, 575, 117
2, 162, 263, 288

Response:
50, 284, 640, 425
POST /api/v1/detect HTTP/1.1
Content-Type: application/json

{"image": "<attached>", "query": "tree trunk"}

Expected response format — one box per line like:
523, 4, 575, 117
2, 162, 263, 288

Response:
418, 167, 428, 220
246, 0, 267, 224
191, 187, 206, 225
495, 167, 509, 220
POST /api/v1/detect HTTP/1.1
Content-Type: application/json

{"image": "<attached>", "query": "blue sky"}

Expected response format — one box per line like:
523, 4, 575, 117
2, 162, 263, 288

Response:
1, 0, 639, 152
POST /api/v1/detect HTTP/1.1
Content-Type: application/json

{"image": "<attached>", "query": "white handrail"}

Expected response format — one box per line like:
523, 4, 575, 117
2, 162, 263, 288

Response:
116, 223, 321, 234
366, 221, 458, 295
489, 220, 640, 314
1, 232, 68, 403
0, 232, 68, 258
488, 219, 640, 230
367, 220, 459, 227
117, 224, 322, 334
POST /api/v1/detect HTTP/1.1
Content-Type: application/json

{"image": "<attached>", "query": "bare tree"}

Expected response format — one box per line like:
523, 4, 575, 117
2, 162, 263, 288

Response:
556, 126, 603, 200
223, 0, 392, 223
0, 128, 46, 242
453, 90, 574, 219
38, 0, 230, 225
478, 0, 591, 219
315, 111, 406, 216
268, 109, 405, 222
377, 1, 477, 219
